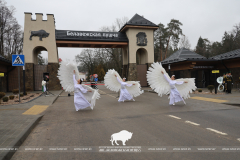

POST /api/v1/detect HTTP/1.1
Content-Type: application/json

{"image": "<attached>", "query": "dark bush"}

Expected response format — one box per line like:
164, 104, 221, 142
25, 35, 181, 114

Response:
20, 93, 24, 97
0, 92, 5, 99
12, 89, 19, 94
207, 85, 215, 93
198, 89, 202, 92
9, 95, 15, 100
2, 97, 9, 102
26, 87, 31, 91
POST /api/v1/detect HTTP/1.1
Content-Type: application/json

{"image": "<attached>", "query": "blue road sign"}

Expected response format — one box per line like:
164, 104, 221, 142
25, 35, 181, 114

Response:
12, 55, 25, 66
95, 78, 98, 82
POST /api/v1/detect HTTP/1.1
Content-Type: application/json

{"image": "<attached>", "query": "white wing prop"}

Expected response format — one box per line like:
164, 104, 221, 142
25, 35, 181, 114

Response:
104, 69, 121, 92
126, 81, 144, 97
57, 61, 79, 92
104, 69, 144, 97
175, 78, 197, 99
81, 84, 100, 110
147, 62, 197, 99
57, 61, 100, 109
147, 62, 171, 96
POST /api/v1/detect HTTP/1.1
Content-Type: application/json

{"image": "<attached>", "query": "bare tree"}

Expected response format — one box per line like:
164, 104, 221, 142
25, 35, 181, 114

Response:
179, 35, 191, 49
115, 16, 129, 30
0, 0, 23, 60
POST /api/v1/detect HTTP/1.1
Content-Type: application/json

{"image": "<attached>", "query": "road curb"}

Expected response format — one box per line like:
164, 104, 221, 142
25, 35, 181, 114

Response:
52, 90, 63, 104
0, 115, 43, 160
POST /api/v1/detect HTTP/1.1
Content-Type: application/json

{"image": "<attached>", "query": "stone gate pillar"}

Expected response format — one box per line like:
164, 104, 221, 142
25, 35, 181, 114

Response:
119, 14, 158, 82
22, 12, 61, 90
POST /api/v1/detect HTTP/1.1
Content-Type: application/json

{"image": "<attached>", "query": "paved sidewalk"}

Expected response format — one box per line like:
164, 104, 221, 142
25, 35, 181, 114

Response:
0, 90, 63, 160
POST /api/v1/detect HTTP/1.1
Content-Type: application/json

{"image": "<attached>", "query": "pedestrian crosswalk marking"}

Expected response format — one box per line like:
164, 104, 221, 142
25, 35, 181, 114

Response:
13, 56, 24, 64
190, 97, 228, 103
22, 105, 49, 115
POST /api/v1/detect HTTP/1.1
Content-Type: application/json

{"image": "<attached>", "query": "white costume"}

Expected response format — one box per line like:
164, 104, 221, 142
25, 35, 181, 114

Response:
163, 74, 185, 105
104, 69, 144, 101
73, 74, 91, 111
42, 80, 46, 92
116, 77, 134, 102
147, 62, 196, 105
57, 61, 100, 110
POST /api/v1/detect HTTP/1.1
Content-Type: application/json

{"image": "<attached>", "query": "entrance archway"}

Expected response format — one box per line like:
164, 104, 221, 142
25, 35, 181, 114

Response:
33, 46, 48, 90
23, 13, 158, 90
136, 48, 148, 86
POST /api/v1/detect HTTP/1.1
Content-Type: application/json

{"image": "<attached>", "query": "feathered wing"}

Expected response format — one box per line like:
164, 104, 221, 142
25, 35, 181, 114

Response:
126, 81, 144, 97
175, 78, 197, 99
104, 69, 121, 92
57, 61, 79, 92
81, 84, 100, 110
57, 60, 100, 109
146, 62, 171, 96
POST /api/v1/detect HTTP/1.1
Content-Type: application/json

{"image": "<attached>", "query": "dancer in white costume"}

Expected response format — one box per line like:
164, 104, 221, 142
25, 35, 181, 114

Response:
115, 75, 135, 102
147, 62, 197, 105
104, 69, 144, 102
57, 61, 100, 110
73, 70, 92, 111
161, 71, 187, 105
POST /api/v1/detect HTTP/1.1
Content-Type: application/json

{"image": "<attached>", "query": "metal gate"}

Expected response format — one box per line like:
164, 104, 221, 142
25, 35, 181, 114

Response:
34, 65, 47, 91
137, 64, 148, 87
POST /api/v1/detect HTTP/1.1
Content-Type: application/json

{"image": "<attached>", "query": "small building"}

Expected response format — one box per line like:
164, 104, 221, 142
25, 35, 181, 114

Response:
161, 48, 240, 88
0, 55, 17, 92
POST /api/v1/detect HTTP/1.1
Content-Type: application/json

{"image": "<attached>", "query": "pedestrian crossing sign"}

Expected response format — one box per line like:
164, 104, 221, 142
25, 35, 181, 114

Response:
12, 55, 25, 66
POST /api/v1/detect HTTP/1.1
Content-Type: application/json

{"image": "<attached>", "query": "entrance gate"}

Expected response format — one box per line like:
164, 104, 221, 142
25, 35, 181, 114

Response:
34, 65, 47, 91
137, 65, 148, 86
22, 13, 158, 90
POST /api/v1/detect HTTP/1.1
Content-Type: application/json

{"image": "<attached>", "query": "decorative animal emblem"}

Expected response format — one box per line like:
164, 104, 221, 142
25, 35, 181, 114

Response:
136, 32, 147, 46
110, 130, 133, 146
29, 30, 49, 41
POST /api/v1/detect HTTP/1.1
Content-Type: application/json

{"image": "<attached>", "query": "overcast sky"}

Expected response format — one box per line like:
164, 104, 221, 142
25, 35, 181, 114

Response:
6, 0, 240, 61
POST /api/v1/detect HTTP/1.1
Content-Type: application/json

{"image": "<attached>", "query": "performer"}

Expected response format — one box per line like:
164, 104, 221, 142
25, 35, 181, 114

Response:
73, 70, 92, 111
104, 69, 144, 101
115, 75, 135, 102
147, 62, 196, 106
226, 72, 233, 93
161, 71, 188, 105
223, 73, 226, 92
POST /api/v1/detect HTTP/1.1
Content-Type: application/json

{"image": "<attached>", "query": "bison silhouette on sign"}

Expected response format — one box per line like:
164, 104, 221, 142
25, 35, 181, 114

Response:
29, 30, 49, 41
110, 130, 133, 146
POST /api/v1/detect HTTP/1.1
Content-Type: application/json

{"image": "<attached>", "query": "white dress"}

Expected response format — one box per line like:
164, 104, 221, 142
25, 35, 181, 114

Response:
116, 77, 134, 102
163, 74, 186, 105
73, 75, 91, 111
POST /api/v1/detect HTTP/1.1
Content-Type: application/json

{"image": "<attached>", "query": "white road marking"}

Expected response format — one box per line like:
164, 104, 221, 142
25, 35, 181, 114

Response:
237, 138, 240, 142
206, 128, 228, 135
168, 115, 181, 119
185, 121, 200, 126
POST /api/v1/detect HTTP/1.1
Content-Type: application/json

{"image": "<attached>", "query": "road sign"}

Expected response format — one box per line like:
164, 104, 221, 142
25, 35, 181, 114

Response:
212, 70, 219, 73
0, 73, 4, 77
12, 55, 25, 66
93, 74, 98, 78
95, 78, 98, 82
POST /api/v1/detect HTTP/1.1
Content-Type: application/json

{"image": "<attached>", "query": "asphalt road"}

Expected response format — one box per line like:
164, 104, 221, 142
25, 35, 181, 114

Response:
11, 86, 240, 160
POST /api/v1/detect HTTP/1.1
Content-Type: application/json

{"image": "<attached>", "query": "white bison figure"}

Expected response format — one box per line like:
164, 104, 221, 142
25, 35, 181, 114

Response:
110, 130, 133, 146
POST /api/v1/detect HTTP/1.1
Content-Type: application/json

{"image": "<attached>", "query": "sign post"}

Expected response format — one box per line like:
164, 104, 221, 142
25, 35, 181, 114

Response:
12, 55, 25, 102
212, 70, 219, 94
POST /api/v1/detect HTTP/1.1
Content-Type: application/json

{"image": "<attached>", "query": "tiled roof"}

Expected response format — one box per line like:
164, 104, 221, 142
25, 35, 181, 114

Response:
209, 49, 240, 60
0, 54, 11, 63
119, 14, 158, 32
161, 48, 208, 64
